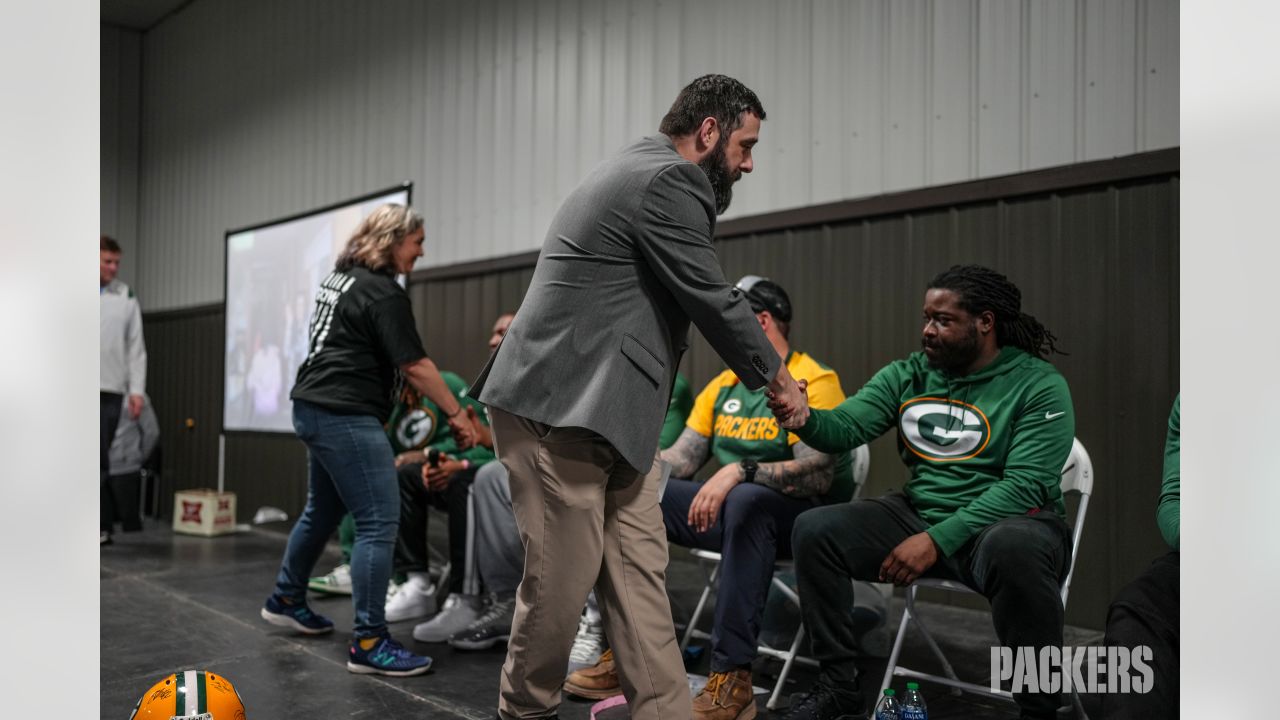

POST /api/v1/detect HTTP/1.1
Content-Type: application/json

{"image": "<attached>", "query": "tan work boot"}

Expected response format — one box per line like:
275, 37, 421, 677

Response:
692, 669, 757, 720
564, 648, 622, 700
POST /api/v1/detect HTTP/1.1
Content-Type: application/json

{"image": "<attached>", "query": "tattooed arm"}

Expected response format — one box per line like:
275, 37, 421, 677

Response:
752, 441, 836, 498
659, 427, 712, 479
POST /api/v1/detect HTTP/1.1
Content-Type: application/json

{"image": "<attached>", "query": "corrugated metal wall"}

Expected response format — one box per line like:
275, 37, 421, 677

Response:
100, 24, 141, 285
127, 0, 1178, 310
145, 162, 1177, 629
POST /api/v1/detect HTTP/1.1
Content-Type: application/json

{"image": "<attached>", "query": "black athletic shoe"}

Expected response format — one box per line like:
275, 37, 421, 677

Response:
784, 680, 868, 720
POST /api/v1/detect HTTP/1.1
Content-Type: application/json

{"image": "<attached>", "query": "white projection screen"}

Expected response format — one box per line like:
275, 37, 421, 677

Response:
223, 184, 412, 433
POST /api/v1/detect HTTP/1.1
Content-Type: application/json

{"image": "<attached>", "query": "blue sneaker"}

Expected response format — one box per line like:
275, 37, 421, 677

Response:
260, 594, 334, 635
347, 634, 433, 677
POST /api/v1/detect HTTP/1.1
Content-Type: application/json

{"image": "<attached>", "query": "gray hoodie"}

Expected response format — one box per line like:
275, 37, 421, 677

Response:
100, 278, 147, 395
109, 394, 160, 476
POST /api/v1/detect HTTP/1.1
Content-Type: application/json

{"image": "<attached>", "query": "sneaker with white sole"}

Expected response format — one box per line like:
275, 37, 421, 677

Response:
385, 574, 437, 623
413, 593, 484, 643
347, 634, 432, 677
448, 594, 516, 650
260, 594, 335, 635
307, 563, 352, 595
567, 615, 606, 674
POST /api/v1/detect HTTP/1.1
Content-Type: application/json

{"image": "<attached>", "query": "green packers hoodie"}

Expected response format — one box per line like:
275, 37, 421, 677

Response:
795, 346, 1075, 557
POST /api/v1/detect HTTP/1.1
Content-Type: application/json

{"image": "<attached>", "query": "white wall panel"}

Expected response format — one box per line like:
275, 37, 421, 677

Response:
121, 0, 1178, 310
100, 25, 141, 287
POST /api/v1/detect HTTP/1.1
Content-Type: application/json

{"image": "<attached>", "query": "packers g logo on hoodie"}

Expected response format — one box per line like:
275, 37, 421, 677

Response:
899, 398, 991, 462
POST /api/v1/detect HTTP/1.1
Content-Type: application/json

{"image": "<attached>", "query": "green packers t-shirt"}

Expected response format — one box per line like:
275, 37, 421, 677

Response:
686, 351, 855, 503
385, 371, 495, 465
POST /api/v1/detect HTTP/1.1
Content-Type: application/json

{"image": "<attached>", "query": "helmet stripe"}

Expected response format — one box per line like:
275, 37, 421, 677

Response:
196, 671, 208, 714
175, 671, 187, 715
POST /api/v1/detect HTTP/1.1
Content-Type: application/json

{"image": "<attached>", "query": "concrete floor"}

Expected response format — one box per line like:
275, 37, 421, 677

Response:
101, 519, 1103, 719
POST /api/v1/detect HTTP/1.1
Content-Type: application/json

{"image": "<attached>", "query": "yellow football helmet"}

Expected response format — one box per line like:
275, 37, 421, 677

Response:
129, 670, 246, 720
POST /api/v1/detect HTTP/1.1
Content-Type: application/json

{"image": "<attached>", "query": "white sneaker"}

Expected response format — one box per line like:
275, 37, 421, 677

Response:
308, 563, 353, 595
385, 575, 437, 623
566, 615, 605, 674
412, 593, 484, 642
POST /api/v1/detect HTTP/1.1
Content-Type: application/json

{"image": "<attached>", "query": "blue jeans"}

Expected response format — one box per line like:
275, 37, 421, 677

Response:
274, 399, 400, 639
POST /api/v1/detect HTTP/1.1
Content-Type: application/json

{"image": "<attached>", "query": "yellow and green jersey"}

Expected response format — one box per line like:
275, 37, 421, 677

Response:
687, 351, 855, 503
796, 346, 1075, 557
385, 370, 495, 465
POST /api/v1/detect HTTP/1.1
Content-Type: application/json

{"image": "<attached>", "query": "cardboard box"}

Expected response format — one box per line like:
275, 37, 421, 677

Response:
172, 489, 237, 537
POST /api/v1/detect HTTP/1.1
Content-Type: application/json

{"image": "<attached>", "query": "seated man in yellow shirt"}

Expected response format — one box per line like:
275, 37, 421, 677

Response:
565, 276, 853, 720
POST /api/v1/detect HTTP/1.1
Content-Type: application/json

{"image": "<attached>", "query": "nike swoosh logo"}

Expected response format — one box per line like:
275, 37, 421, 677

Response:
1045, 411, 1066, 420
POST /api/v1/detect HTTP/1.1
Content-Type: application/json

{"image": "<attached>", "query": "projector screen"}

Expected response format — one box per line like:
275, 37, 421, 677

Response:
223, 184, 412, 433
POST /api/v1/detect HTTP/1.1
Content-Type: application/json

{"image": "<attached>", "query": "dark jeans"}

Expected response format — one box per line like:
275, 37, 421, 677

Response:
107, 472, 144, 531
792, 493, 1071, 720
662, 477, 816, 672
394, 461, 479, 594
1099, 551, 1178, 719
275, 399, 400, 639
100, 392, 123, 533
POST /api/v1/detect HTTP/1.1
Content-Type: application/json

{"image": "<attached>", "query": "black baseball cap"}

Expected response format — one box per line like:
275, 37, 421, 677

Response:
735, 275, 792, 323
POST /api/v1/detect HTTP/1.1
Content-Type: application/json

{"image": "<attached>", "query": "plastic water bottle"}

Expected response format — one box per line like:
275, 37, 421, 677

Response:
873, 688, 901, 720
901, 682, 928, 720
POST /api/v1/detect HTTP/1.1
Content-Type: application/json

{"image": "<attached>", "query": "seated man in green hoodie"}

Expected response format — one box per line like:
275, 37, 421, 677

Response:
1100, 395, 1179, 719
776, 265, 1075, 720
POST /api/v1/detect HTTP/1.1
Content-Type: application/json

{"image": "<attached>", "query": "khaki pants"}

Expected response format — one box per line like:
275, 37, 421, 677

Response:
490, 407, 690, 720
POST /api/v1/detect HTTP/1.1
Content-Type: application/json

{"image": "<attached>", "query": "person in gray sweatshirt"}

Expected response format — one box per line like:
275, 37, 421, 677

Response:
100, 235, 148, 545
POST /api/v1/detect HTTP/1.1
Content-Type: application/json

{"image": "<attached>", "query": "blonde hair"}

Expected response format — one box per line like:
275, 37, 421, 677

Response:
334, 204, 424, 273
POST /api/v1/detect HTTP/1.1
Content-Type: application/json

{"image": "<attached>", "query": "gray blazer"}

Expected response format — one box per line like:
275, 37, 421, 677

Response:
472, 134, 777, 473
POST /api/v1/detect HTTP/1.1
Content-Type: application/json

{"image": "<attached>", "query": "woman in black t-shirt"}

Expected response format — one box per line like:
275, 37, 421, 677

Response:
260, 204, 476, 677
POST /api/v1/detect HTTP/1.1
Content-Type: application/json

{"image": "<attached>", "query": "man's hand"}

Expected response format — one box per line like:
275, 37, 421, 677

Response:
422, 453, 464, 491
879, 532, 940, 586
465, 405, 493, 449
448, 411, 478, 450
767, 378, 809, 430
127, 394, 144, 420
395, 450, 425, 469
687, 463, 744, 533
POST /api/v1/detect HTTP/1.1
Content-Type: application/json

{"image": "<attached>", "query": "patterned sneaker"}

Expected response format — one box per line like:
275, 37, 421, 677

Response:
448, 594, 516, 650
413, 593, 484, 643
567, 615, 606, 674
260, 594, 334, 635
307, 563, 352, 595
347, 634, 433, 677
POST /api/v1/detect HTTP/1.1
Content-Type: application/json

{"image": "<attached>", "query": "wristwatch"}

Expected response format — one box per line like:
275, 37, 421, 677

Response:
740, 458, 758, 483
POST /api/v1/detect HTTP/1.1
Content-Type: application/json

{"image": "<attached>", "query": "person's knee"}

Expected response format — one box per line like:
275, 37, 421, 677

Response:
792, 504, 843, 557
720, 484, 776, 534
976, 520, 1065, 589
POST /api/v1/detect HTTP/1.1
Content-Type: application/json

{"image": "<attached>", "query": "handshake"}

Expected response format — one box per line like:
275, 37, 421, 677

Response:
764, 364, 811, 430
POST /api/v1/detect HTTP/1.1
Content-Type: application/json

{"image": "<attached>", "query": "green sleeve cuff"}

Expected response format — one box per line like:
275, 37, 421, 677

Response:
925, 516, 974, 558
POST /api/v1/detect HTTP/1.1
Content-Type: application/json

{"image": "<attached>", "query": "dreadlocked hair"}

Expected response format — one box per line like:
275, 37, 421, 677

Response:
927, 265, 1065, 359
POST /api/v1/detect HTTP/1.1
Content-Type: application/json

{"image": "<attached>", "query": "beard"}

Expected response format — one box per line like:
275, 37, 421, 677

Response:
697, 135, 740, 215
922, 322, 982, 376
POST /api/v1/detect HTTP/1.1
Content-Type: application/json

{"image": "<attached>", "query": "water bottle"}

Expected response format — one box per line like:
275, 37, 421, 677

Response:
873, 688, 901, 720
901, 682, 927, 720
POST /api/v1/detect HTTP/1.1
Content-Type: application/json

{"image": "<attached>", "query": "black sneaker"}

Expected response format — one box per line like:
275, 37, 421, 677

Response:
449, 595, 516, 650
784, 681, 867, 720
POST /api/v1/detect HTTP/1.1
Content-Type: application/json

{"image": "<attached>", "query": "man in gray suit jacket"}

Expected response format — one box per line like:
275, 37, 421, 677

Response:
471, 75, 809, 720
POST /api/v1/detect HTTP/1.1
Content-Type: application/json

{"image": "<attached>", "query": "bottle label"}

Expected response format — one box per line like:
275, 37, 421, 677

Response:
902, 709, 926, 720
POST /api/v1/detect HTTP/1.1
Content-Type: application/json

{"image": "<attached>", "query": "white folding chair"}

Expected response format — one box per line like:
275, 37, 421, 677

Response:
880, 438, 1094, 714
681, 444, 872, 710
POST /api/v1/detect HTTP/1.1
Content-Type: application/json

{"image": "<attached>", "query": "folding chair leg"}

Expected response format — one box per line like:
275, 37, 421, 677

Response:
766, 622, 806, 710
903, 587, 962, 696
681, 560, 719, 652
881, 598, 913, 693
